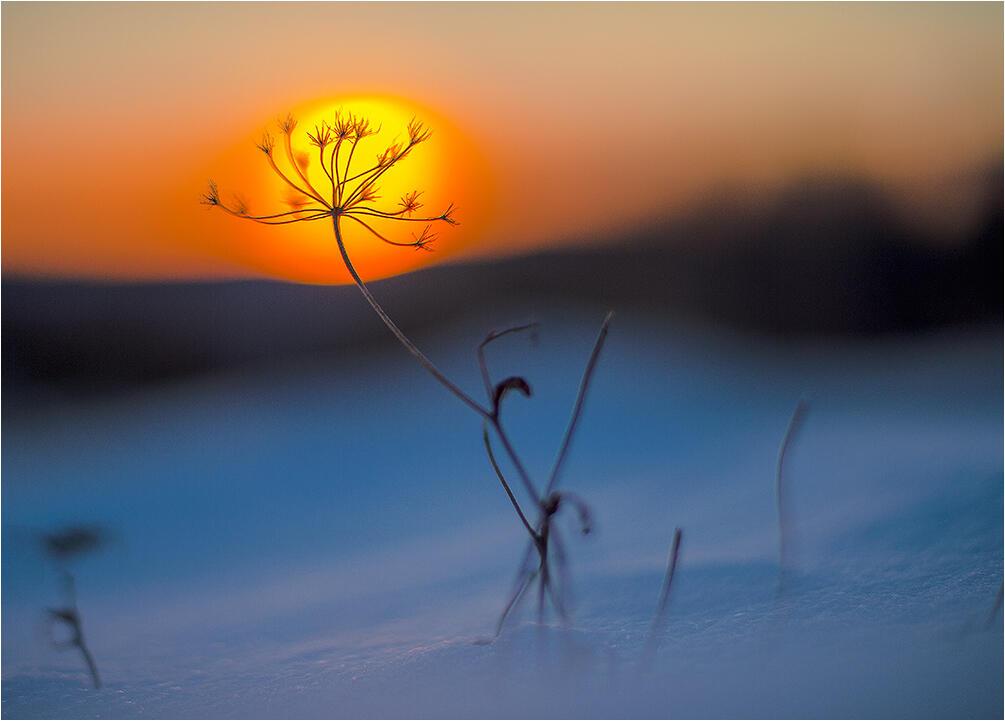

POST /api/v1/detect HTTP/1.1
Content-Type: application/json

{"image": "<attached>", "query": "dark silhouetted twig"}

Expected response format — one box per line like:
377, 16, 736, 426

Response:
545, 313, 613, 496
40, 527, 105, 688
483, 425, 536, 540
48, 573, 101, 689
776, 399, 809, 592
645, 527, 683, 654
478, 322, 539, 400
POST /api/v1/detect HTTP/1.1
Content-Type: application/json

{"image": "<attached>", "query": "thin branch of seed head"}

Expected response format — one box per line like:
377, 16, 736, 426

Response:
208, 191, 330, 225
258, 214, 331, 225
330, 137, 344, 204
335, 123, 397, 188
342, 160, 399, 208
350, 207, 411, 218
338, 123, 382, 188
350, 208, 459, 225
341, 162, 388, 187
319, 145, 333, 184
544, 311, 614, 495
344, 186, 382, 210
483, 425, 537, 540
265, 152, 330, 209
235, 207, 330, 221
266, 118, 329, 207
341, 138, 360, 197
344, 144, 401, 201
342, 139, 418, 208
282, 130, 327, 206
351, 191, 422, 219
344, 214, 433, 249
310, 124, 334, 184
224, 209, 331, 225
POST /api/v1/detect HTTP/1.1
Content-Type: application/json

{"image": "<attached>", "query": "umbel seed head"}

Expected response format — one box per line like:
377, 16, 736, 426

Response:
202, 109, 459, 253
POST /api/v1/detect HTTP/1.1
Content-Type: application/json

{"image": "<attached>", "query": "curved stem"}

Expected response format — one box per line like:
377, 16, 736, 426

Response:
490, 418, 543, 506
344, 214, 426, 248
332, 217, 489, 418
343, 145, 410, 208
342, 140, 359, 192
332, 139, 344, 204
483, 425, 537, 540
319, 146, 333, 184
267, 154, 329, 208
78, 636, 102, 689
351, 209, 452, 224
284, 134, 327, 205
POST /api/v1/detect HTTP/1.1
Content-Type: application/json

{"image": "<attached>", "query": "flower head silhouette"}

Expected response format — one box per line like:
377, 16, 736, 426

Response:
204, 111, 456, 248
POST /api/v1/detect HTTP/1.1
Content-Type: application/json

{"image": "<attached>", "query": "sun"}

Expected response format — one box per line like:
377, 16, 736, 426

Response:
202, 95, 488, 284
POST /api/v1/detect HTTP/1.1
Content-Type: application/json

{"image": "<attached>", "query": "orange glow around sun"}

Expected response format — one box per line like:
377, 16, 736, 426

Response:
198, 95, 489, 284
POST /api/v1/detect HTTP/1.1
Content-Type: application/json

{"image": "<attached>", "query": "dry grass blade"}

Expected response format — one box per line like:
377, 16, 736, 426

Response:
545, 310, 615, 495
647, 527, 683, 649
776, 398, 809, 591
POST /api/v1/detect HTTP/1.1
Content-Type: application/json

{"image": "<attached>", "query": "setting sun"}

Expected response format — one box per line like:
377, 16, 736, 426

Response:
201, 95, 489, 284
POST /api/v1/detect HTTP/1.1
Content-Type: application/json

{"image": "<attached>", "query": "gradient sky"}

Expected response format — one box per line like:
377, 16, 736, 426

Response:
2, 2, 1002, 283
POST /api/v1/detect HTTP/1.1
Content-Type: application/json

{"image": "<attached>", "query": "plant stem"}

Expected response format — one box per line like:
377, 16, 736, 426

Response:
332, 216, 489, 418
544, 311, 614, 495
488, 418, 543, 507
78, 636, 101, 689
776, 398, 809, 588
483, 426, 537, 539
332, 217, 548, 543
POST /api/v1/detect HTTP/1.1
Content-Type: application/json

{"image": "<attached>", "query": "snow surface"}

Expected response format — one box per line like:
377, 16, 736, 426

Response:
3, 307, 1002, 718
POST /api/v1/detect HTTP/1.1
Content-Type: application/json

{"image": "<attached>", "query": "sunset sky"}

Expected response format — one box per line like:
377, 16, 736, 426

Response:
2, 2, 1001, 283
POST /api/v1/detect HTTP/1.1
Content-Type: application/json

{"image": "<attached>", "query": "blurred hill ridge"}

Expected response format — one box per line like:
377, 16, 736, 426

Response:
3, 166, 1001, 405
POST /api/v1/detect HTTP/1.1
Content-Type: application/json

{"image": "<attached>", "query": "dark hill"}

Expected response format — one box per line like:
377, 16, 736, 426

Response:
4, 166, 1000, 405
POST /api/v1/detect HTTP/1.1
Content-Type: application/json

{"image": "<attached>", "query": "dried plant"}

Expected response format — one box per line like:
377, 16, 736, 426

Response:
643, 527, 683, 657
205, 110, 614, 631
775, 399, 809, 593
42, 526, 105, 688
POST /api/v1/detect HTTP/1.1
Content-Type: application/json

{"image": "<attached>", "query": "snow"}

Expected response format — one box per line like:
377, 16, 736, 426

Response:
3, 307, 1002, 718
